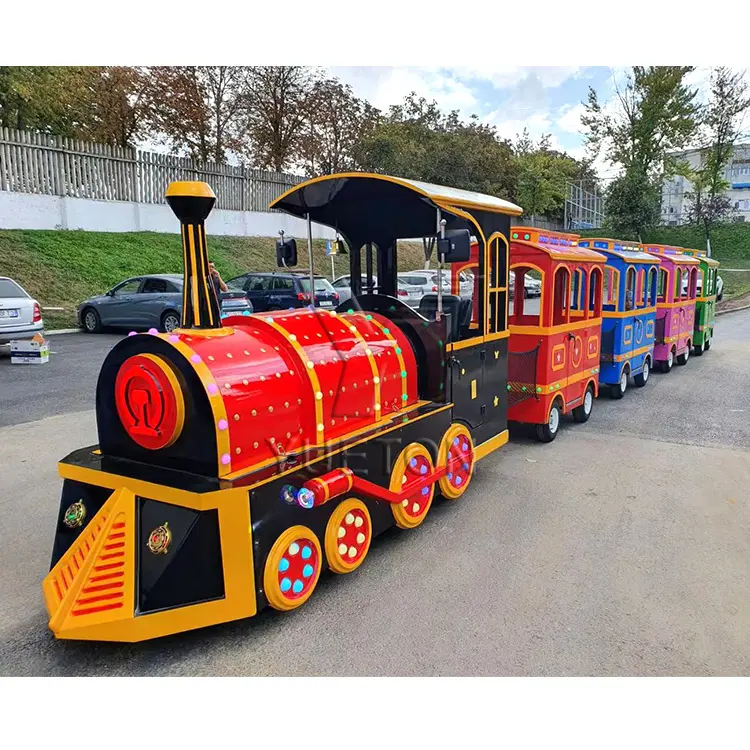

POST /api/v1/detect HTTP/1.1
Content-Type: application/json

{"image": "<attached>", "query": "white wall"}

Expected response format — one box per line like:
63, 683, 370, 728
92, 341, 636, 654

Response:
0, 190, 336, 239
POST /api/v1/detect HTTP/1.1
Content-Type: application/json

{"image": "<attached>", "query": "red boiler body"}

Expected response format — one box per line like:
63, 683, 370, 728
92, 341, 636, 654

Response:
121, 308, 420, 478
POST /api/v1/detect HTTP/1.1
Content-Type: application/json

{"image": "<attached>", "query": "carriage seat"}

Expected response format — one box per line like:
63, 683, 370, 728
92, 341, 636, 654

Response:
418, 294, 471, 341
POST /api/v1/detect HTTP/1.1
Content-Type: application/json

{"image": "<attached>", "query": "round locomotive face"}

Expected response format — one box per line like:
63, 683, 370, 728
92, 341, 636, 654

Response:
104, 309, 419, 479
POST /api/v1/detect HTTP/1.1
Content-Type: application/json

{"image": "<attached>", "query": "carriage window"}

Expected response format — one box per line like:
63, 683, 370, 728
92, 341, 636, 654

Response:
680, 268, 690, 300
487, 236, 508, 336
552, 266, 570, 326
657, 269, 668, 303
625, 267, 636, 311
697, 268, 705, 297
636, 268, 647, 308
509, 267, 542, 326
689, 267, 698, 300
570, 269, 585, 314
603, 267, 619, 311
647, 267, 657, 306
588, 267, 603, 318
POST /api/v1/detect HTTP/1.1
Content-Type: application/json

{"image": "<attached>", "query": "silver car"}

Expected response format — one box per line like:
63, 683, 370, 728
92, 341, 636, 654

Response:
332, 275, 422, 307
77, 274, 253, 333
0, 276, 44, 344
398, 269, 474, 300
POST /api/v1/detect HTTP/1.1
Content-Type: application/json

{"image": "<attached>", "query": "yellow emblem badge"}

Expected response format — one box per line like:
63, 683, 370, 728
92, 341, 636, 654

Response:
147, 522, 172, 555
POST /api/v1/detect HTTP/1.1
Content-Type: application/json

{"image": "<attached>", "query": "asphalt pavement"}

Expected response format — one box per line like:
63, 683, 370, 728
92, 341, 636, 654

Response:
0, 311, 749, 676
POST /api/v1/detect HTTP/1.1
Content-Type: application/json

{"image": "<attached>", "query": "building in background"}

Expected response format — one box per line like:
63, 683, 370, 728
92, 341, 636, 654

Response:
661, 143, 750, 225
564, 180, 605, 231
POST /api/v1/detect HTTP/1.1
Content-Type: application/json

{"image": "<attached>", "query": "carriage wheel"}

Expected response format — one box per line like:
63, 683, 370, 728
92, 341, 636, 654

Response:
437, 423, 475, 500
263, 525, 322, 611
390, 443, 435, 529
325, 498, 372, 574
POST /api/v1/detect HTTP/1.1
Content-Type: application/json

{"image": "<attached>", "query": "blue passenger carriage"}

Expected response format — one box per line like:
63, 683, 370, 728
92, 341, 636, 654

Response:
578, 238, 660, 398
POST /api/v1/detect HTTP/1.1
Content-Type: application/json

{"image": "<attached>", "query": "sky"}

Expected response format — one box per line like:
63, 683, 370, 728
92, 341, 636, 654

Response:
328, 66, 715, 180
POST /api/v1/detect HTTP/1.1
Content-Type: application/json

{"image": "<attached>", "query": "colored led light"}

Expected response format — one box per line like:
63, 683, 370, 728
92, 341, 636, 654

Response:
296, 488, 315, 509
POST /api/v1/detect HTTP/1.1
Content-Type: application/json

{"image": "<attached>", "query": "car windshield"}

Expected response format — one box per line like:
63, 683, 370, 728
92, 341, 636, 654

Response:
0, 279, 28, 298
300, 278, 335, 293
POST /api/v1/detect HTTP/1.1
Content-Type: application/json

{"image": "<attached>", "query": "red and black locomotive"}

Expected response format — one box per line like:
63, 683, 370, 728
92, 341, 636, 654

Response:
43, 173, 521, 641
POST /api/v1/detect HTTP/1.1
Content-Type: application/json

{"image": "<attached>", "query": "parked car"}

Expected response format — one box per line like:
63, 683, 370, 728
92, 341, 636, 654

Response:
332, 275, 422, 307
226, 271, 339, 311
716, 275, 724, 300
0, 276, 44, 344
398, 269, 474, 299
78, 274, 252, 333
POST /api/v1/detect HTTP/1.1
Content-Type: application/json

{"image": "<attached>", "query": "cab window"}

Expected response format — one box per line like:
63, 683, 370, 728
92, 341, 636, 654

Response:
657, 269, 669, 303
552, 266, 570, 326
625, 267, 636, 311
588, 267, 603, 318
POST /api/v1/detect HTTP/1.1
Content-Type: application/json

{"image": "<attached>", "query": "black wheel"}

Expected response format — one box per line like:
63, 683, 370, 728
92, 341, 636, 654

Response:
677, 343, 690, 365
634, 358, 650, 387
693, 340, 704, 356
535, 403, 561, 442
82, 307, 102, 333
161, 310, 180, 333
573, 384, 594, 423
660, 349, 674, 373
705, 332, 712, 350
610, 367, 628, 399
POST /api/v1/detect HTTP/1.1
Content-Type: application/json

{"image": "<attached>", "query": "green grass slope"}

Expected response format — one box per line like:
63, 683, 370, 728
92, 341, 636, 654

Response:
0, 230, 428, 329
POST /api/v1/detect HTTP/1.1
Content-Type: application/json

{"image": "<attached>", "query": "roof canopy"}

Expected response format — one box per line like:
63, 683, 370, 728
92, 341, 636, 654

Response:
578, 239, 660, 264
511, 239, 606, 264
269, 172, 522, 247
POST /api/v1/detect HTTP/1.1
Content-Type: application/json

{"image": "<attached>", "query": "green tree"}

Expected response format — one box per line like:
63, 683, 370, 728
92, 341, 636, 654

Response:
298, 78, 379, 175
583, 66, 700, 240
684, 67, 750, 254
355, 93, 516, 199
513, 130, 580, 222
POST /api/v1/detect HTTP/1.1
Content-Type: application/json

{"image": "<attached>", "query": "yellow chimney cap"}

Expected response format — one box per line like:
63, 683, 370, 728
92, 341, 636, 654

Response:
166, 181, 216, 199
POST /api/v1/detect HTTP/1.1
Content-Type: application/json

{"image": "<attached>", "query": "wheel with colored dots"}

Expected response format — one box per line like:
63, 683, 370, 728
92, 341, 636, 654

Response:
263, 525, 322, 611
325, 498, 372, 574
390, 443, 435, 529
437, 424, 475, 500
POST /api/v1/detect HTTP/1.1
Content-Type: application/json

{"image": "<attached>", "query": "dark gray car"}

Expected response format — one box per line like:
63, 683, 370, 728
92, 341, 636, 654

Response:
77, 274, 252, 333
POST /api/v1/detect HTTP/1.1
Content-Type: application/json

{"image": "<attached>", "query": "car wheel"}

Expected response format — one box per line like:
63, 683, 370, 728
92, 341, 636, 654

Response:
572, 384, 594, 423
611, 368, 628, 399
161, 311, 180, 333
536, 402, 561, 443
82, 308, 102, 333
634, 358, 650, 387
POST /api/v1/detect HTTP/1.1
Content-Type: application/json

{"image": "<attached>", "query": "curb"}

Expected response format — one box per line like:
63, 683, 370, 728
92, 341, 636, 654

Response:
45, 328, 81, 335
716, 303, 750, 316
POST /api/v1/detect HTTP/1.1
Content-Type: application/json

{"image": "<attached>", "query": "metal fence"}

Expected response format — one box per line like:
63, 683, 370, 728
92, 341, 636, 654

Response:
0, 127, 304, 211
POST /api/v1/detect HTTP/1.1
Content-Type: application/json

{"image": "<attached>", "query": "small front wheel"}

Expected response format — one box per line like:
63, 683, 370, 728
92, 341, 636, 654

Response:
263, 526, 322, 611
536, 403, 561, 442
705, 333, 712, 351
573, 384, 594, 423
677, 343, 690, 365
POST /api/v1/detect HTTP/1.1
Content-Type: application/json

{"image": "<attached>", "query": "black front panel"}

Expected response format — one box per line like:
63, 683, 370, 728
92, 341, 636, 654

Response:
136, 497, 225, 615
96, 334, 218, 476
50, 479, 114, 569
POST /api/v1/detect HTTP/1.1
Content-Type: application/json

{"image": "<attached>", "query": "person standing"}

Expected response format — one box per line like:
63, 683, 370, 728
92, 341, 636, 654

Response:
209, 261, 228, 297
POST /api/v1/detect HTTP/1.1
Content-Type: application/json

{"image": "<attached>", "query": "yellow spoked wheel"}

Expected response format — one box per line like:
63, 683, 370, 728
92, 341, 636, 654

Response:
325, 498, 372, 574
263, 525, 322, 611
390, 443, 435, 529
437, 423, 475, 500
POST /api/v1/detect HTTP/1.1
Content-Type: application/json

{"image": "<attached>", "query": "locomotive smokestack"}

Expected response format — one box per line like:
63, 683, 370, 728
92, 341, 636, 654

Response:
165, 181, 222, 330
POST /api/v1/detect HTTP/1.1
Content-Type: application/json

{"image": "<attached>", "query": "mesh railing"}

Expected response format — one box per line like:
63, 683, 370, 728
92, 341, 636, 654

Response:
507, 344, 540, 407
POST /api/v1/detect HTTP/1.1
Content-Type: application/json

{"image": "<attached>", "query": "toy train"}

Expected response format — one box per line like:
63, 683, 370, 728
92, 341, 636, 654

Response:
42, 173, 719, 642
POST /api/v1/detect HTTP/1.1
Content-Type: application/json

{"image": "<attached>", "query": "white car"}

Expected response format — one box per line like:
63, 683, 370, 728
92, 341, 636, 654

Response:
398, 269, 474, 300
332, 275, 422, 307
0, 276, 44, 344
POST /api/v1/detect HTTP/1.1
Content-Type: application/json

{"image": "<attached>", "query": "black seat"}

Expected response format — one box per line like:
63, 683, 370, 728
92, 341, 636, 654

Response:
418, 294, 466, 341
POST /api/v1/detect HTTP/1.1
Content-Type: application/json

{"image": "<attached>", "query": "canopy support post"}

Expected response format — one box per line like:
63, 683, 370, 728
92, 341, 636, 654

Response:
306, 213, 315, 306
436, 211, 445, 321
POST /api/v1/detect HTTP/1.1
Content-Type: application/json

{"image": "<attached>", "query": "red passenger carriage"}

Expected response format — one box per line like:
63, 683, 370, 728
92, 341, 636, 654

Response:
506, 228, 605, 441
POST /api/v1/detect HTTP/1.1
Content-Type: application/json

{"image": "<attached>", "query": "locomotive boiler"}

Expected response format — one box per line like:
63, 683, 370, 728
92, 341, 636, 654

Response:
43, 174, 521, 642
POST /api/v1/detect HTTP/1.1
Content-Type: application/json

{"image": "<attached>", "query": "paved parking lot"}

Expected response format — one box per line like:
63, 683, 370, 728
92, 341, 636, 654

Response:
0, 310, 748, 676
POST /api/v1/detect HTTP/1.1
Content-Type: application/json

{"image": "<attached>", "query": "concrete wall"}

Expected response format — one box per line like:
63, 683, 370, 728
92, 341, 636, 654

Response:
0, 190, 336, 239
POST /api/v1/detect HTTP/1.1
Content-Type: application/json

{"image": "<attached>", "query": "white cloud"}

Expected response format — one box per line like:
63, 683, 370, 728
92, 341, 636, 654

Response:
558, 103, 587, 136
329, 66, 478, 116
448, 65, 581, 90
